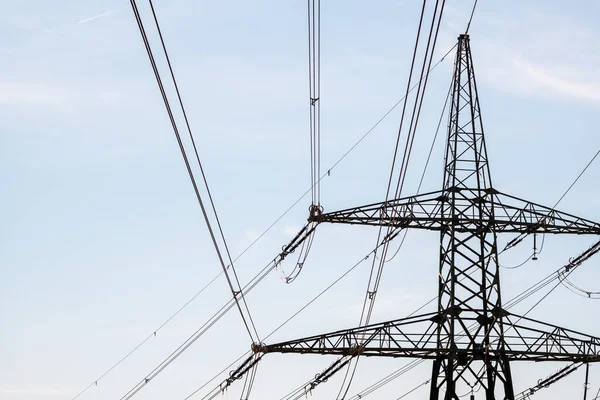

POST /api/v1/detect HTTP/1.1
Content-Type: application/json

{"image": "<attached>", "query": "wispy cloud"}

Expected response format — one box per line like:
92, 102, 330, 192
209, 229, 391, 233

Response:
1, 387, 75, 396
0, 80, 128, 110
465, 10, 600, 106
77, 9, 116, 25
513, 60, 600, 103
0, 82, 69, 106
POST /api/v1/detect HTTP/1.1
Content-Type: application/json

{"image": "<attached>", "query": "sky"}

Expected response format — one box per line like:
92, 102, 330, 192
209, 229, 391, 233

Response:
1, 0, 600, 399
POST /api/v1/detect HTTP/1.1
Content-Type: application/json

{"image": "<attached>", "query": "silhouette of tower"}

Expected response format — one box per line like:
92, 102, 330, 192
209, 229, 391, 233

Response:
255, 34, 600, 399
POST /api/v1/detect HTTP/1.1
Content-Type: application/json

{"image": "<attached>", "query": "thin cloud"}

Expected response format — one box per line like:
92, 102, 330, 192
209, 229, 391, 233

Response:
77, 9, 115, 24
0, 81, 69, 106
1, 387, 75, 395
513, 60, 600, 103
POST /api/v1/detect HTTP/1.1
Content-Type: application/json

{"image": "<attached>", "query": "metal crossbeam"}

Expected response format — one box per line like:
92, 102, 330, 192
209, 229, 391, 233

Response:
311, 189, 600, 235
258, 311, 600, 363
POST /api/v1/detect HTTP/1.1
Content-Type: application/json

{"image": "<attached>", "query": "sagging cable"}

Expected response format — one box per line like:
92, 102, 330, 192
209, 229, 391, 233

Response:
275, 220, 320, 283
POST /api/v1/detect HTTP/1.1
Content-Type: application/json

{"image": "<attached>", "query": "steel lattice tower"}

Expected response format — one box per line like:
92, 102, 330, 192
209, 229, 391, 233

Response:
254, 35, 600, 399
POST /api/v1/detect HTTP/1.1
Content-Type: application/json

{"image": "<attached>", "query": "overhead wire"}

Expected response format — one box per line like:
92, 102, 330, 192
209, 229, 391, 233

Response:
334, 0, 432, 390
396, 378, 431, 399
464, 0, 478, 35
123, 4, 600, 400
503, 148, 600, 255
501, 147, 599, 269
118, 251, 278, 400
379, 14, 455, 266
71, 39, 459, 399
74, 8, 463, 400
363, 0, 447, 329
279, 356, 354, 400
129, 0, 260, 349
277, 240, 592, 400
307, 0, 321, 207
69, 271, 222, 400
280, 0, 323, 284
553, 148, 600, 209
346, 360, 427, 400
189, 245, 388, 400
185, 231, 599, 400
344, 242, 599, 399
147, 0, 260, 343
561, 277, 600, 299
337, 1, 447, 397
514, 362, 583, 400
70, 0, 592, 397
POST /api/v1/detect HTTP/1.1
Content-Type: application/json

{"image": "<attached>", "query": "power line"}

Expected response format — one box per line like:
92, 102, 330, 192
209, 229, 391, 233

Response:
307, 0, 321, 207
183, 233, 599, 399
515, 362, 583, 400
553, 148, 600, 209
118, 255, 277, 400
338, 1, 448, 397
188, 245, 387, 400
501, 147, 599, 269
465, 0, 478, 34
69, 40, 457, 399
69, 271, 222, 400
142, 0, 260, 343
343, 242, 600, 399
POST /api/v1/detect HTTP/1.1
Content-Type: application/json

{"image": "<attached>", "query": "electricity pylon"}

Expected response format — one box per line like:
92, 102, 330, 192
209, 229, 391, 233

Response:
255, 34, 600, 399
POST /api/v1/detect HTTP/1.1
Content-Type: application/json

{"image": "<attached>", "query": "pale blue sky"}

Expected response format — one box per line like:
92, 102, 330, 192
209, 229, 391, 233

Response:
2, 1, 600, 399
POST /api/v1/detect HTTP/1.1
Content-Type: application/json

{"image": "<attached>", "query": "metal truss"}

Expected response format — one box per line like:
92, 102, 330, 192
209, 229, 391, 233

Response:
258, 34, 600, 399
257, 311, 600, 363
308, 189, 600, 235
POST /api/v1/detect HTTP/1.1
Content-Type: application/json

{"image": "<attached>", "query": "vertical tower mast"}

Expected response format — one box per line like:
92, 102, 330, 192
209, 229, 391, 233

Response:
433, 33, 512, 400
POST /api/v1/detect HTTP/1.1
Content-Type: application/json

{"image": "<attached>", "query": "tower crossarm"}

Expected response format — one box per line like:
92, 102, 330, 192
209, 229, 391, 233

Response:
309, 190, 446, 230
491, 191, 600, 234
498, 313, 600, 362
307, 189, 600, 235
255, 312, 441, 359
255, 311, 600, 363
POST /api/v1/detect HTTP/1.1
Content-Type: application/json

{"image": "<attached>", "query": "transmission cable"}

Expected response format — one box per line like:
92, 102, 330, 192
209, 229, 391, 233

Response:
149, 0, 261, 341
80, 6, 466, 398
69, 271, 222, 400
503, 147, 600, 255
275, 245, 588, 400
363, 0, 447, 332
337, 1, 447, 397
396, 378, 431, 399
116, 1, 599, 395
380, 20, 455, 266
342, 239, 600, 399
118, 251, 278, 400
147, 0, 260, 342
501, 147, 599, 269
188, 245, 388, 400
464, 0, 478, 35
514, 362, 583, 400
334, 0, 431, 387
307, 0, 321, 207
553, 148, 600, 209
129, 0, 261, 349
186, 236, 598, 400
71, 41, 459, 400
